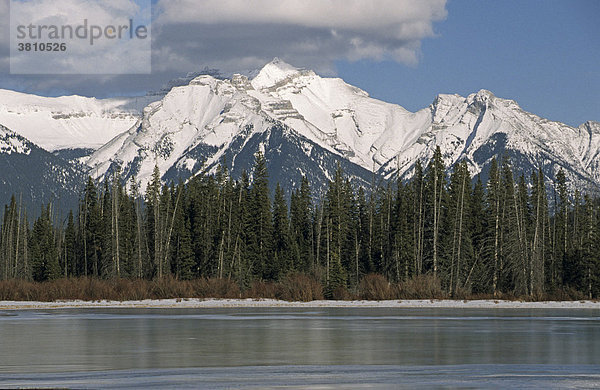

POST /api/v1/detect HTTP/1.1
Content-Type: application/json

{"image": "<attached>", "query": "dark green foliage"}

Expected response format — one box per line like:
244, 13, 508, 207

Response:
247, 151, 273, 279
30, 204, 60, 281
272, 183, 291, 279
290, 176, 313, 273
1, 150, 600, 299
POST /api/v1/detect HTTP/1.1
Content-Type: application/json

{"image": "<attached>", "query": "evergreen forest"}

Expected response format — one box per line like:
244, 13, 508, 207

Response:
1, 147, 599, 300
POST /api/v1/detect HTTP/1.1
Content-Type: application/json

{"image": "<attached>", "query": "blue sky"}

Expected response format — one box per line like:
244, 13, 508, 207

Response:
0, 0, 597, 126
336, 0, 599, 126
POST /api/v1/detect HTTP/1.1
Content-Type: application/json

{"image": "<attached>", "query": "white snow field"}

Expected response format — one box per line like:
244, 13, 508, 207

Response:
84, 58, 600, 191
2, 59, 599, 192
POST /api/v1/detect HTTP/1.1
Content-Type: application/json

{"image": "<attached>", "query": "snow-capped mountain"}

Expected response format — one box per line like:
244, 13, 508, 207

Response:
0, 89, 158, 153
1, 58, 599, 208
86, 58, 600, 195
86, 67, 377, 193
0, 124, 86, 211
86, 58, 437, 192
378, 91, 600, 194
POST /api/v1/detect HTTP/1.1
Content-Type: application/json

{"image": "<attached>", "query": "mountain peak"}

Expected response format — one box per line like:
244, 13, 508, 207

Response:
251, 58, 313, 90
472, 89, 495, 100
269, 57, 285, 65
464, 89, 497, 108
477, 89, 494, 96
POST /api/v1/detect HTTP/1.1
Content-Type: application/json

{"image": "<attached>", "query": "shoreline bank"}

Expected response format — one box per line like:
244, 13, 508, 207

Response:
1, 298, 599, 310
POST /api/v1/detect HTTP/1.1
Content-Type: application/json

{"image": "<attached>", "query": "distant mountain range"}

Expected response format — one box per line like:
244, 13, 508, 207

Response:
1, 58, 599, 211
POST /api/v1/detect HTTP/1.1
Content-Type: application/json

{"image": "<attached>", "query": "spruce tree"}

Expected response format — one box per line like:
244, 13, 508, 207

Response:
412, 160, 425, 275
323, 164, 350, 288
500, 157, 525, 294
355, 187, 373, 275
82, 177, 102, 277
425, 146, 446, 278
553, 168, 569, 289
248, 151, 273, 280
172, 183, 195, 280
64, 210, 77, 277
146, 165, 162, 278
467, 175, 487, 293
530, 168, 547, 296
447, 160, 473, 295
30, 204, 60, 281
290, 176, 313, 273
486, 157, 502, 296
272, 183, 291, 279
393, 180, 413, 282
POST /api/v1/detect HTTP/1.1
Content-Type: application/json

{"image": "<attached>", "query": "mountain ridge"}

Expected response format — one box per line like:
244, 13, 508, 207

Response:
0, 124, 86, 212
1, 58, 599, 204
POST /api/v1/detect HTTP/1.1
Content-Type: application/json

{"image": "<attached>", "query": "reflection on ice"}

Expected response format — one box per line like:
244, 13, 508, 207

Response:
0, 307, 599, 388
2, 365, 600, 389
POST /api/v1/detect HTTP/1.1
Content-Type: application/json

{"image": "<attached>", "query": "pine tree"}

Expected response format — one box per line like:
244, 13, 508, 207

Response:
233, 170, 251, 287
19, 212, 30, 280
580, 195, 598, 299
530, 168, 547, 296
372, 184, 394, 279
129, 177, 147, 278
486, 158, 502, 296
466, 175, 487, 293
392, 180, 413, 282
323, 164, 350, 289
516, 174, 531, 294
552, 168, 569, 289
425, 146, 446, 278
100, 180, 113, 277
63, 210, 77, 277
272, 183, 291, 279
290, 177, 313, 273
0, 196, 21, 280
82, 177, 102, 277
355, 186, 372, 275
447, 160, 473, 295
0, 198, 31, 281
30, 204, 60, 281
248, 151, 273, 280
499, 157, 525, 295
172, 182, 195, 280
146, 164, 163, 278
412, 160, 425, 275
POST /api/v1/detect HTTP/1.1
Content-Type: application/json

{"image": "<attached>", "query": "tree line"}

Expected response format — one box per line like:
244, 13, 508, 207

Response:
1, 147, 598, 299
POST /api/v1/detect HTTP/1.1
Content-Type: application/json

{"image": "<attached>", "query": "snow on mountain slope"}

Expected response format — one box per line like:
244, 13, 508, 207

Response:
379, 90, 600, 193
0, 89, 157, 152
89, 59, 430, 191
0, 124, 31, 155
86, 58, 600, 195
0, 124, 86, 212
576, 121, 600, 183
87, 74, 275, 188
250, 58, 431, 170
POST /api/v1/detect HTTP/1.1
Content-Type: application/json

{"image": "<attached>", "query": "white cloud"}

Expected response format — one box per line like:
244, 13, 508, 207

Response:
8, 0, 150, 74
0, 0, 447, 96
156, 0, 445, 33
152, 0, 447, 73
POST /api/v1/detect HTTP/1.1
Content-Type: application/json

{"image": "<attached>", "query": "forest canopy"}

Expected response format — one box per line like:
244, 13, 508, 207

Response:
1, 147, 599, 300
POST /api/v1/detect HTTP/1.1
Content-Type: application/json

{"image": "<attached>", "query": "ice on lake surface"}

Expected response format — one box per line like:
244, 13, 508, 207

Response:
1, 307, 599, 388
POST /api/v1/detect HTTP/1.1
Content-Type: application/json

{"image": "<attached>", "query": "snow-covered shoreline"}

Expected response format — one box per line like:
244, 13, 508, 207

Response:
1, 298, 599, 310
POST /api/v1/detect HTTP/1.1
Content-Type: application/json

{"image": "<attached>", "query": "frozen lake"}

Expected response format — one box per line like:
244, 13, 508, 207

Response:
1, 307, 599, 388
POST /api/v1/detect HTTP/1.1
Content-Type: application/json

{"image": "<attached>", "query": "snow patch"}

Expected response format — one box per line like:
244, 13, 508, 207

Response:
1, 299, 599, 310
